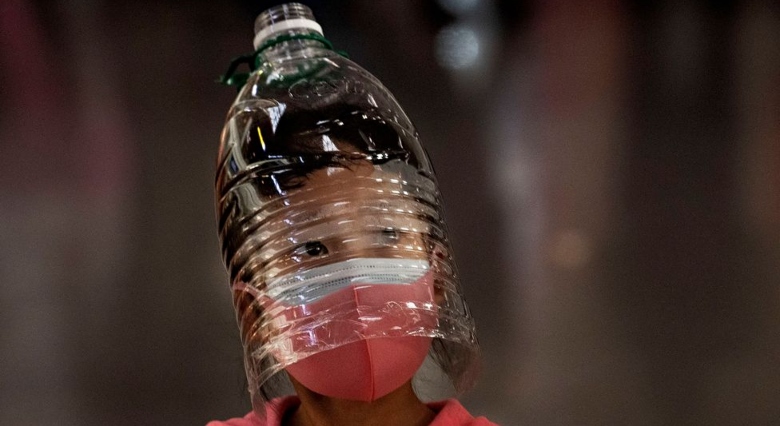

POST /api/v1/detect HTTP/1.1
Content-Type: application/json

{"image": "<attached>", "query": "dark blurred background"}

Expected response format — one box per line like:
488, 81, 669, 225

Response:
1, 0, 779, 424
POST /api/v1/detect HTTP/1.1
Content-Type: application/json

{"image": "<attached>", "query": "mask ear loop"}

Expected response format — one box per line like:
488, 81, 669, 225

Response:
216, 53, 255, 88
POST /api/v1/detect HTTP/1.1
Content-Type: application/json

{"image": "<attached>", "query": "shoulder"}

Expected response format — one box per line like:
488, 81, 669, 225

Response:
428, 399, 499, 426
206, 396, 300, 426
205, 412, 263, 426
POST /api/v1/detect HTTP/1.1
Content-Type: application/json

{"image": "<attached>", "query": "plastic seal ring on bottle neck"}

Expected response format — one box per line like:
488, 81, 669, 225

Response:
217, 33, 348, 89
253, 18, 323, 50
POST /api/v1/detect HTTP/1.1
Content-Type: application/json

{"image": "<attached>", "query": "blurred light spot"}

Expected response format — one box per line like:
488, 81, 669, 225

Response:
435, 24, 480, 70
549, 229, 591, 269
437, 0, 481, 15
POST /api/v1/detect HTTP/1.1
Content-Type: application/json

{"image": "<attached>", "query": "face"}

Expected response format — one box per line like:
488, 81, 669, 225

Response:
233, 160, 437, 346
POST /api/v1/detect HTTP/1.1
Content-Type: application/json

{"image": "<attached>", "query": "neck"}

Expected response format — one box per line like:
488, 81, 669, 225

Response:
286, 380, 435, 426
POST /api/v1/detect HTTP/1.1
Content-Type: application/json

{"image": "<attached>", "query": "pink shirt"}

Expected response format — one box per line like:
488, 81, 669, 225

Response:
206, 397, 497, 426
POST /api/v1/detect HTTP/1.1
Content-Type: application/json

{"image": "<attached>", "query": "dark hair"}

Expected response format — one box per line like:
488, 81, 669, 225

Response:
241, 101, 423, 197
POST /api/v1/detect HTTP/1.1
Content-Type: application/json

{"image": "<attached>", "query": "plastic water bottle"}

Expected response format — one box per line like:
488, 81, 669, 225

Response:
215, 2, 479, 410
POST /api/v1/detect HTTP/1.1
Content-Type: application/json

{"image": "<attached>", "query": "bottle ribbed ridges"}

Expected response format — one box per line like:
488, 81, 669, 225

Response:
217, 163, 478, 392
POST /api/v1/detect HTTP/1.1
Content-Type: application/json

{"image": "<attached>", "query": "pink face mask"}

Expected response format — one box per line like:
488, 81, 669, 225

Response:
264, 258, 437, 401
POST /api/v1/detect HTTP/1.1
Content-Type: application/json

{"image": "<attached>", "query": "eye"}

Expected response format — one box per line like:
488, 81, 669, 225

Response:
304, 241, 328, 256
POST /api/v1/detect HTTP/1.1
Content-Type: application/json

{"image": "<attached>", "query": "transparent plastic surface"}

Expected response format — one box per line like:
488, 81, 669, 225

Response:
215, 15, 479, 410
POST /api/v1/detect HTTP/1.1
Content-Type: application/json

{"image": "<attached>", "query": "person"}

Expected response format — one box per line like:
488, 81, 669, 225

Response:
209, 163, 496, 426
210, 4, 497, 425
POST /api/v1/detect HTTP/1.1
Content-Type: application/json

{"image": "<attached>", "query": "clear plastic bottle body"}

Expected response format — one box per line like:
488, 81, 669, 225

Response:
216, 34, 478, 406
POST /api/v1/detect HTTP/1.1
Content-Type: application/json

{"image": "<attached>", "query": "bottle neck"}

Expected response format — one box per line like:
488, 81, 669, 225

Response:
253, 4, 320, 43
256, 30, 335, 64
